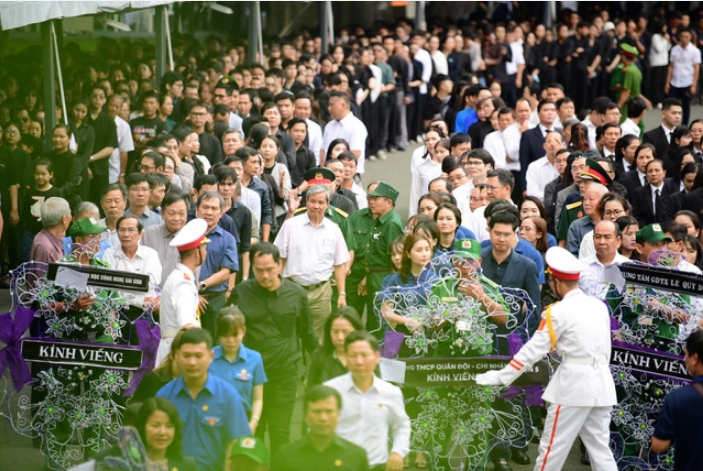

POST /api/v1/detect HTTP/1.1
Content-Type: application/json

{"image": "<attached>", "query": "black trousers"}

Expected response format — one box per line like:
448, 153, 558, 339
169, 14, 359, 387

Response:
257, 372, 297, 455
670, 85, 692, 125
649, 65, 667, 105
89, 174, 109, 206
199, 292, 227, 342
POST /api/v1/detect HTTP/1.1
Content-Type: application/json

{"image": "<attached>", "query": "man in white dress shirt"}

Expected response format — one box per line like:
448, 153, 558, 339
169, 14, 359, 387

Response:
526, 131, 563, 201
274, 184, 350, 338
106, 94, 134, 184
579, 220, 630, 299
326, 331, 410, 471
477, 247, 618, 471
665, 28, 701, 125
483, 107, 515, 170
321, 91, 368, 172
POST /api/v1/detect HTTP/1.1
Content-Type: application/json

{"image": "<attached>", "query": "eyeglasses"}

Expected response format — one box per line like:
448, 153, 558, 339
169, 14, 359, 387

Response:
138, 164, 155, 171
466, 160, 484, 167
117, 228, 139, 234
6, 130, 20, 136
604, 209, 625, 218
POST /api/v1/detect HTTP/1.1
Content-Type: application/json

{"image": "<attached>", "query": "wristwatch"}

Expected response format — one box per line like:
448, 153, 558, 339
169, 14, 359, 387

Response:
339, 292, 347, 296
199, 282, 207, 292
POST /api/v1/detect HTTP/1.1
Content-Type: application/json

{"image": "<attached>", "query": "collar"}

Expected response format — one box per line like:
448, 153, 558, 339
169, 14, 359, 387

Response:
212, 344, 249, 362
176, 263, 196, 281
637, 169, 646, 179
491, 248, 513, 264
539, 124, 553, 134
651, 182, 665, 191
42, 228, 63, 244
254, 278, 282, 296
661, 123, 674, 135
691, 375, 703, 383
346, 373, 379, 393
338, 111, 353, 124
299, 433, 346, 451
207, 224, 224, 237
375, 208, 397, 225
117, 244, 146, 260
174, 374, 216, 397
160, 223, 176, 238
302, 212, 329, 228
562, 288, 583, 300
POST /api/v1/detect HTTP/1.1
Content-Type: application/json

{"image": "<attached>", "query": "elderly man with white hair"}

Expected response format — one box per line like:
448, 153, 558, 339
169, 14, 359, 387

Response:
30, 197, 72, 264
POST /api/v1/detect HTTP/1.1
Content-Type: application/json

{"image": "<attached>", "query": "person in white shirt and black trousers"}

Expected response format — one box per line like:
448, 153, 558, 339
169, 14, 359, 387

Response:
631, 159, 678, 227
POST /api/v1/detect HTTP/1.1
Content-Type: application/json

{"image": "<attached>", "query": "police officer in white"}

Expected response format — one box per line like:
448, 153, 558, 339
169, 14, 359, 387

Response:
155, 218, 209, 367
476, 247, 618, 471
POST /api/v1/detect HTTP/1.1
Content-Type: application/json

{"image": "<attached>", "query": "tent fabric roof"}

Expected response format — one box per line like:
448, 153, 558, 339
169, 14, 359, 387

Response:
0, 1, 174, 31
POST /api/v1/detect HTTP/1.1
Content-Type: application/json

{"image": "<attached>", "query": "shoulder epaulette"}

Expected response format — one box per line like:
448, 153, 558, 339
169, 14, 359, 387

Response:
566, 201, 583, 210
293, 207, 307, 216
332, 207, 349, 218
184, 273, 192, 281
94, 258, 111, 268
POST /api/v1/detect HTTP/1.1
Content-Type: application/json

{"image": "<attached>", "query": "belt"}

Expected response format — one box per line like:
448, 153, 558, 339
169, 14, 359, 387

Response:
201, 291, 227, 299
561, 355, 609, 366
364, 266, 390, 273
162, 328, 180, 339
300, 280, 330, 291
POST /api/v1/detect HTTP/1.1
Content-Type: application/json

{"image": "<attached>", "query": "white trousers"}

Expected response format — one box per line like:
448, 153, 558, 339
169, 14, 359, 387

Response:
533, 403, 617, 471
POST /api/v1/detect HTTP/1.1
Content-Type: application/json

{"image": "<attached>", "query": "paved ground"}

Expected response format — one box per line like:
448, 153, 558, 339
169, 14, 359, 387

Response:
2, 106, 702, 470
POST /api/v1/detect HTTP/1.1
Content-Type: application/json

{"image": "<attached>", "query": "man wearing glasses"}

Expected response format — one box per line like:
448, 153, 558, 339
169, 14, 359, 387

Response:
189, 101, 223, 165
123, 173, 163, 229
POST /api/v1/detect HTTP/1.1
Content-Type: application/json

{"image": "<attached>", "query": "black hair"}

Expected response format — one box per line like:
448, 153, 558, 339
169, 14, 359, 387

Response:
304, 385, 342, 414
628, 97, 647, 118
661, 221, 687, 243
136, 398, 185, 460
162, 192, 188, 209
216, 305, 246, 338
661, 97, 683, 112
250, 241, 281, 264
488, 209, 519, 230
344, 330, 379, 352
175, 327, 213, 350
433, 202, 462, 228
116, 214, 144, 233
125, 172, 149, 188
194, 174, 218, 191
449, 132, 472, 148
486, 168, 514, 190
321, 307, 363, 355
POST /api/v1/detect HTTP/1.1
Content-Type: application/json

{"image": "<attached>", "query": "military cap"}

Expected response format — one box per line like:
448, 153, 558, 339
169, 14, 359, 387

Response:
545, 246, 586, 281
621, 43, 638, 58
228, 435, 269, 466
580, 158, 613, 186
453, 238, 482, 260
636, 223, 671, 244
304, 167, 336, 185
68, 217, 107, 238
170, 218, 210, 252
367, 181, 399, 203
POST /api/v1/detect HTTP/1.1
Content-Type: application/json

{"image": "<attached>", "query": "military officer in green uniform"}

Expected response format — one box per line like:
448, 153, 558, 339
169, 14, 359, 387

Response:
613, 44, 649, 138
557, 159, 613, 244
348, 181, 404, 334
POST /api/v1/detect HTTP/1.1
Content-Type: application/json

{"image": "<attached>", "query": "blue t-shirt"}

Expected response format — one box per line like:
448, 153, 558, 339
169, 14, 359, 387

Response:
454, 108, 478, 134
157, 375, 251, 470
209, 344, 267, 414
653, 376, 703, 471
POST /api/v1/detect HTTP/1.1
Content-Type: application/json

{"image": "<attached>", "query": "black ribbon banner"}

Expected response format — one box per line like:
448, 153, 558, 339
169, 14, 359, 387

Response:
400, 357, 550, 387
21, 339, 144, 370
611, 341, 688, 382
618, 262, 703, 296
47, 263, 150, 293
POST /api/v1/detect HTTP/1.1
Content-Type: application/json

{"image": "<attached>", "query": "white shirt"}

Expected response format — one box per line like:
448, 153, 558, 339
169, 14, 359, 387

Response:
306, 119, 323, 164
661, 123, 675, 144
240, 186, 262, 224
526, 156, 560, 201
274, 212, 350, 286
322, 111, 369, 173
109, 116, 135, 184
103, 244, 162, 287
581, 116, 598, 150
669, 42, 702, 88
410, 145, 428, 176
369, 63, 383, 103
502, 122, 523, 172
620, 118, 640, 138
506, 41, 525, 75
350, 181, 368, 209
325, 373, 411, 465
637, 169, 647, 186
414, 47, 433, 94
578, 230, 595, 260
408, 157, 441, 217
579, 252, 630, 299
483, 130, 512, 170
649, 33, 672, 68
431, 50, 448, 75
468, 205, 490, 242
156, 263, 200, 367
452, 182, 473, 224
228, 112, 244, 133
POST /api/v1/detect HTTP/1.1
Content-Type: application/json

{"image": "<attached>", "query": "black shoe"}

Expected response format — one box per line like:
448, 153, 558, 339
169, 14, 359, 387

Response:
580, 449, 591, 465
511, 448, 530, 465
492, 458, 513, 471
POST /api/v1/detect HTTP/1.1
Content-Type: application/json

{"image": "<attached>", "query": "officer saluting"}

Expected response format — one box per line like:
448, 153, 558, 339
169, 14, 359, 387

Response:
476, 247, 618, 471
156, 218, 209, 367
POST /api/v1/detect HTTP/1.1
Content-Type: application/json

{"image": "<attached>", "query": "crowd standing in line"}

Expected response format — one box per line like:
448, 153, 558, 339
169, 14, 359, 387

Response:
6, 2, 703, 470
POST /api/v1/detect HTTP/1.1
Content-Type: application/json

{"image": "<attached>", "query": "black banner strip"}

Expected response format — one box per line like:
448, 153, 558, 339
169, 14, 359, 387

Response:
21, 338, 143, 370
618, 262, 703, 296
47, 263, 150, 293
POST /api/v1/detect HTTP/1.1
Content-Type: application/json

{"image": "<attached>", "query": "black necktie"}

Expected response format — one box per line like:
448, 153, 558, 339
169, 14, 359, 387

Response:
655, 189, 663, 220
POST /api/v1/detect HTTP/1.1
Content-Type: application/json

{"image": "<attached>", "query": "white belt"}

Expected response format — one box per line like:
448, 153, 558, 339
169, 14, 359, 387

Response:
162, 328, 179, 339
561, 355, 609, 366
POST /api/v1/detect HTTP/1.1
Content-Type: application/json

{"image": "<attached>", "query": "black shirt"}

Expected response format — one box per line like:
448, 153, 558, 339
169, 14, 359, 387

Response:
45, 150, 82, 197
227, 278, 317, 377
197, 130, 223, 166
292, 145, 317, 188
307, 350, 348, 387
271, 435, 369, 471
130, 116, 167, 143
23, 186, 64, 233
86, 110, 119, 176
225, 199, 253, 254
275, 129, 297, 172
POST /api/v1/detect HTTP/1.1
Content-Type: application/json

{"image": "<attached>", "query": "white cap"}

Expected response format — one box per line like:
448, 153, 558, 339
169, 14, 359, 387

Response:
170, 218, 209, 252
545, 247, 586, 281
603, 22, 615, 33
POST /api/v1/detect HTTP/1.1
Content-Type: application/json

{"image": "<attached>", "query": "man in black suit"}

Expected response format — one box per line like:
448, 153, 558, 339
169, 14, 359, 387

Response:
642, 98, 683, 163
519, 99, 558, 194
620, 143, 657, 199
631, 159, 678, 227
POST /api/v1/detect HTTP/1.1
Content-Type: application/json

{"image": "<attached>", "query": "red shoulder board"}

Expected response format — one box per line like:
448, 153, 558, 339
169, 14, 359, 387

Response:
184, 273, 192, 281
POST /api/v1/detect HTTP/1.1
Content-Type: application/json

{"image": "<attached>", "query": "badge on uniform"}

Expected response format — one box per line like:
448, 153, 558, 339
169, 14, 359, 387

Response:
236, 369, 251, 380
205, 416, 221, 427
334, 459, 343, 467
241, 437, 256, 449
373, 233, 380, 239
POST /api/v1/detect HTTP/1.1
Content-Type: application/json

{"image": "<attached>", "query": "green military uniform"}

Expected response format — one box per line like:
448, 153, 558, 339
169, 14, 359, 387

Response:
617, 44, 646, 137
349, 182, 404, 333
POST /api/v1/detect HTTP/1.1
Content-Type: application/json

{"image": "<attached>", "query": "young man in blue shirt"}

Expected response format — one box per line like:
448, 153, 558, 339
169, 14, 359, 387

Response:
652, 330, 703, 471
158, 328, 250, 470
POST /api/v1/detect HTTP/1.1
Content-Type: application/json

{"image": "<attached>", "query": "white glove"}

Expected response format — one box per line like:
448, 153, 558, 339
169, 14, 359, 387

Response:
475, 370, 502, 386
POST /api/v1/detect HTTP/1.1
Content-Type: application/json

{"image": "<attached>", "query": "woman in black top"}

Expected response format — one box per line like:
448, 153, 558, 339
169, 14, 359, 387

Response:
46, 124, 82, 208
307, 307, 363, 387
69, 97, 95, 202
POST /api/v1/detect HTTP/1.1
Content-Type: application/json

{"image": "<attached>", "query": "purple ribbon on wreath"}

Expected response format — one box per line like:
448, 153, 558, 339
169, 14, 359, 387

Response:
123, 320, 161, 397
0, 307, 35, 392
501, 332, 544, 407
382, 330, 406, 359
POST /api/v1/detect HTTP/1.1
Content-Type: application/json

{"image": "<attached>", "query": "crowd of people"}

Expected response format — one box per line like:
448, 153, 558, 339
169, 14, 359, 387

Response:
4, 2, 703, 471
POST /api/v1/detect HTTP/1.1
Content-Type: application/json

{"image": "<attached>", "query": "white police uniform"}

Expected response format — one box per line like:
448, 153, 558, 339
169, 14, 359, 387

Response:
155, 219, 207, 367
477, 247, 618, 471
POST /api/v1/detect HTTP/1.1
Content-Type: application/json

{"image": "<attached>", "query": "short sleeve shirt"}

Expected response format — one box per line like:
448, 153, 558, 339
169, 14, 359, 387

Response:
209, 344, 267, 414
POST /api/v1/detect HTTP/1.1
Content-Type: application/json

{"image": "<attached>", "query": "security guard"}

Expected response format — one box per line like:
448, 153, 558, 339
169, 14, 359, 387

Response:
156, 218, 209, 367
349, 181, 404, 334
557, 158, 613, 243
477, 247, 618, 471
